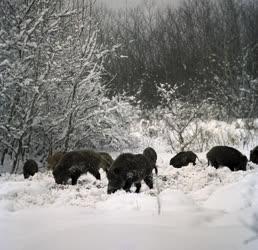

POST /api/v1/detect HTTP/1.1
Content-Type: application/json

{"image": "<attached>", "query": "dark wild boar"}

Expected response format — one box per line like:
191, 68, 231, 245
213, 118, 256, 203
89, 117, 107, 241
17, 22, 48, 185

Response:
143, 147, 158, 174
107, 153, 153, 194
47, 151, 65, 170
250, 146, 258, 164
207, 146, 247, 171
53, 150, 112, 185
170, 151, 198, 168
98, 152, 114, 172
23, 159, 38, 179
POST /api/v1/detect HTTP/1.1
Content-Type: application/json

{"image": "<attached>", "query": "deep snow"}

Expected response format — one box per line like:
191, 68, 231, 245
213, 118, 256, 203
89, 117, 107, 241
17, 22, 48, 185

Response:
0, 152, 258, 250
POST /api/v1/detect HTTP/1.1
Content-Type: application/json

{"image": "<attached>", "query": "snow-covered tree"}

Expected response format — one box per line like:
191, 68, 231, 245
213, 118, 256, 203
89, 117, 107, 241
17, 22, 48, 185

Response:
157, 83, 206, 152
0, 0, 139, 173
0, 0, 71, 172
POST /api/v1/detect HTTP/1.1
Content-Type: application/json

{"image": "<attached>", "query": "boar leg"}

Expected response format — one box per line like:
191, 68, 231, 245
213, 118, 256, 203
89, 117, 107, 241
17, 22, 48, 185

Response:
144, 175, 153, 189
69, 169, 81, 185
87, 165, 101, 180
123, 179, 133, 192
135, 182, 142, 193
71, 172, 80, 185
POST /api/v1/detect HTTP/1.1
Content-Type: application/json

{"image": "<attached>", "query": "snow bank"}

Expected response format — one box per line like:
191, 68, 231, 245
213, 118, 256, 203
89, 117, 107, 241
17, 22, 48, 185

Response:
1, 151, 258, 250
0, 154, 257, 213
204, 173, 258, 212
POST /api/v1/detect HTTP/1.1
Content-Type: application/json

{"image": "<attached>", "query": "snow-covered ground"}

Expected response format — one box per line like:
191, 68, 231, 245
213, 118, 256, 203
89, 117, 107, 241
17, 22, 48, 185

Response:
1, 151, 258, 250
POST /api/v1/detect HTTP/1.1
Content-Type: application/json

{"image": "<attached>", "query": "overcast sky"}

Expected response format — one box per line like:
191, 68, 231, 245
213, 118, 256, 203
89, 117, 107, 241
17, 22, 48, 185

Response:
98, 0, 181, 9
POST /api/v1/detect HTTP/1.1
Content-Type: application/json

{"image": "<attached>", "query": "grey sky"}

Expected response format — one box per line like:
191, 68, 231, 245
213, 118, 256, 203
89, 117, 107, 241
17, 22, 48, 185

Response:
98, 0, 181, 9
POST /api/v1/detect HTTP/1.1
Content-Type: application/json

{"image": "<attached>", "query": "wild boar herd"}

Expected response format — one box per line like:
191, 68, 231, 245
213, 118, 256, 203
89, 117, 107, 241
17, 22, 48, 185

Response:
22, 145, 258, 194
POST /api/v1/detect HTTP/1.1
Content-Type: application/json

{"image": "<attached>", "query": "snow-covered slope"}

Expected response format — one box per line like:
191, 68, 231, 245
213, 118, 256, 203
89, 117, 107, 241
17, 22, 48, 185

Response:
0, 153, 258, 250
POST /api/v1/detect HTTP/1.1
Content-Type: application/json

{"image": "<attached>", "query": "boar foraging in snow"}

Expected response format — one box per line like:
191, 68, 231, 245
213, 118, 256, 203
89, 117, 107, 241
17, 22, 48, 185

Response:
47, 151, 65, 170
143, 147, 158, 174
98, 152, 114, 172
207, 146, 247, 171
250, 146, 258, 164
107, 153, 154, 194
53, 150, 112, 185
23, 159, 38, 179
169, 151, 198, 168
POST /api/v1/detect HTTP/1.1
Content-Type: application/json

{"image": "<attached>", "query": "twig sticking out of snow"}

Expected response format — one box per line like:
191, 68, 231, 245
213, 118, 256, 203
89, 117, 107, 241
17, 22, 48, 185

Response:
154, 173, 161, 215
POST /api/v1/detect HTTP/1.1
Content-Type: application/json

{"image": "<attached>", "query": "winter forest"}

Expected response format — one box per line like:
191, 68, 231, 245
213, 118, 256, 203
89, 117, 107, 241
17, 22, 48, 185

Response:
0, 0, 258, 250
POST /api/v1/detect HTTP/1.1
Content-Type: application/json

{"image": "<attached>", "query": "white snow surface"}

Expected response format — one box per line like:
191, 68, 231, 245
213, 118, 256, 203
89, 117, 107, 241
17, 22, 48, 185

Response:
1, 152, 258, 250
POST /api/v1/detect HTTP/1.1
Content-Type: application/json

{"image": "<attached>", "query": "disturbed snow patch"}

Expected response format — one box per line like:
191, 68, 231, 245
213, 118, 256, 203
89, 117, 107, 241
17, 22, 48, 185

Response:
0, 158, 257, 213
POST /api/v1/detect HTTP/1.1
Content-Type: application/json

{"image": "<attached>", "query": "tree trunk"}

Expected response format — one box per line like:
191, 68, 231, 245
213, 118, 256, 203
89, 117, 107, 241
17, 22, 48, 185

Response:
11, 139, 23, 174
1, 148, 8, 166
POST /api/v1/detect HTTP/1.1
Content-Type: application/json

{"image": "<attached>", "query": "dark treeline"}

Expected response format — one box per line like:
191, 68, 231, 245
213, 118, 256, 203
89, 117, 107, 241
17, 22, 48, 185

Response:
97, 0, 258, 117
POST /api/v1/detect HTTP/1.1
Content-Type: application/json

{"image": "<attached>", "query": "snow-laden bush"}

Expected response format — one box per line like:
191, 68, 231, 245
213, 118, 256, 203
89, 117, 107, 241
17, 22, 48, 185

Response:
130, 115, 258, 154
133, 82, 258, 154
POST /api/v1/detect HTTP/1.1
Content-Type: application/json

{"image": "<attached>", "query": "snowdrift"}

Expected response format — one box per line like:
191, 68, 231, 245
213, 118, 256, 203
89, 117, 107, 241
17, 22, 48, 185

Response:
1, 152, 258, 250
